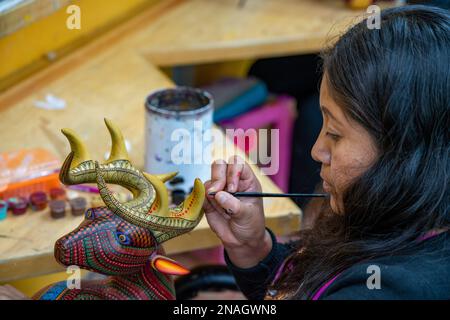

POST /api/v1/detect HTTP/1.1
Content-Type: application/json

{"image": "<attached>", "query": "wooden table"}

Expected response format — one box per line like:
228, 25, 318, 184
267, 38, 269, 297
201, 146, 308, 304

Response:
0, 0, 307, 282
132, 0, 389, 66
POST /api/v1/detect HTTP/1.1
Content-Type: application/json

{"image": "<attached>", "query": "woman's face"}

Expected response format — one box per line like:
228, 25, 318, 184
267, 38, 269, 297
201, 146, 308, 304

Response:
311, 74, 378, 213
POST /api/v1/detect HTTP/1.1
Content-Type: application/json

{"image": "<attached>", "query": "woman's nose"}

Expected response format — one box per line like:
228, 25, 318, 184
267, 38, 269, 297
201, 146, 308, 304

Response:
311, 134, 331, 165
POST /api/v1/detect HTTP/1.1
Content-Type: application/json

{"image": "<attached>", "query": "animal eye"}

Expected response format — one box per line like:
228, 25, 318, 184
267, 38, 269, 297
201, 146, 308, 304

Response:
85, 209, 94, 220
116, 232, 131, 245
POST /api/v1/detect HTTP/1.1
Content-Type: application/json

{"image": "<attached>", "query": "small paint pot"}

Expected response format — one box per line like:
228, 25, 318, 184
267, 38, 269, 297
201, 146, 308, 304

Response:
0, 200, 8, 220
50, 188, 66, 200
145, 87, 213, 194
30, 191, 48, 211
49, 200, 66, 219
70, 197, 87, 216
8, 197, 28, 215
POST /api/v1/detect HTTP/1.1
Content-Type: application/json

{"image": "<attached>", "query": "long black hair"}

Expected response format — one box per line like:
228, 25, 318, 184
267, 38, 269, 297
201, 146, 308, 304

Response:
272, 5, 450, 299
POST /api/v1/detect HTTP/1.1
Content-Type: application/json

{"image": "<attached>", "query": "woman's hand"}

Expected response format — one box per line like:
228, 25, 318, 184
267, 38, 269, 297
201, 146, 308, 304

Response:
0, 285, 30, 300
203, 156, 272, 269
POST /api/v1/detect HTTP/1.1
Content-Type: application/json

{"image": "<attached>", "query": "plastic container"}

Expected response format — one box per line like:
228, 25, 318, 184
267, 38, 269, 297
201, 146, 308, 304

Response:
30, 191, 48, 211
49, 200, 66, 219
0, 149, 61, 199
70, 197, 87, 216
8, 197, 28, 215
50, 187, 66, 200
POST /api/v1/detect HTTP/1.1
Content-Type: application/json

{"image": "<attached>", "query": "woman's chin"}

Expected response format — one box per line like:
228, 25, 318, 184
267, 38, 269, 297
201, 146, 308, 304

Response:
328, 194, 340, 214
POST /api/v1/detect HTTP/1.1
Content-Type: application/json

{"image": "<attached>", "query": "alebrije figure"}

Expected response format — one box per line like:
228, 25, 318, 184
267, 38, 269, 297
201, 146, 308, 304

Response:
34, 119, 205, 300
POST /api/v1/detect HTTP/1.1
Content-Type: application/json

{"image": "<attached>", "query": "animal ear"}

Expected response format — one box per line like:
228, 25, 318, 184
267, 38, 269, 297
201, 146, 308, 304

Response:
150, 255, 190, 276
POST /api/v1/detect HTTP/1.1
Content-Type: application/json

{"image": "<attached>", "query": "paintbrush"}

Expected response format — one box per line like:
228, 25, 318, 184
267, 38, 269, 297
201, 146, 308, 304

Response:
208, 192, 328, 198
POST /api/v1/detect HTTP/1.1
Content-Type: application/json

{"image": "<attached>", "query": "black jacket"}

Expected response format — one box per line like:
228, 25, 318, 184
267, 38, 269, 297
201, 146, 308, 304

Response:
225, 229, 450, 299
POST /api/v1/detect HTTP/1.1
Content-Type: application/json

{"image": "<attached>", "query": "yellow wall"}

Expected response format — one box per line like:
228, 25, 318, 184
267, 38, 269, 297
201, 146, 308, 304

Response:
0, 0, 160, 91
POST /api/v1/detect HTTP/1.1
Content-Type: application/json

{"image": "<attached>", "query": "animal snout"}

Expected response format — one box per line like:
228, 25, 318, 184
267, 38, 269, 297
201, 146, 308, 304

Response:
54, 238, 71, 265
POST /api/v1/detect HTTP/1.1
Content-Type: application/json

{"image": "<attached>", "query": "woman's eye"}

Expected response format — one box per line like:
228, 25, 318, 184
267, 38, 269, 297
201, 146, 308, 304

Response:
116, 232, 131, 245
326, 132, 341, 141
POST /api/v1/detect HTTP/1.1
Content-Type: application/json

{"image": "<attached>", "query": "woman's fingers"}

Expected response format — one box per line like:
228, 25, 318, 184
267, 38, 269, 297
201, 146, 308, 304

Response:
203, 181, 230, 220
203, 161, 266, 251
226, 156, 245, 193
205, 195, 231, 220
203, 192, 217, 214
208, 157, 261, 194
240, 162, 262, 191
203, 189, 234, 241
208, 159, 228, 193
214, 191, 242, 218
227, 156, 262, 193
204, 156, 262, 222
204, 208, 230, 239
203, 181, 216, 212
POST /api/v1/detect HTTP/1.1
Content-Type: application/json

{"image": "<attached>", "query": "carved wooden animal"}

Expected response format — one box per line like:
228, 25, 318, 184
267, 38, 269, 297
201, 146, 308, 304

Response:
34, 119, 205, 300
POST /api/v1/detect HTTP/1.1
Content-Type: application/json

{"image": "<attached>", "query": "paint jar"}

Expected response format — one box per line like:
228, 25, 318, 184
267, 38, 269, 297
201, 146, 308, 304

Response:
0, 200, 8, 220
70, 197, 87, 216
29, 191, 48, 211
50, 187, 66, 200
8, 197, 28, 215
145, 87, 213, 194
49, 200, 66, 219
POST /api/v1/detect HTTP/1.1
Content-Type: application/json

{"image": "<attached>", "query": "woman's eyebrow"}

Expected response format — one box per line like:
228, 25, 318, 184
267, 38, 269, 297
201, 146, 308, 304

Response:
320, 105, 343, 127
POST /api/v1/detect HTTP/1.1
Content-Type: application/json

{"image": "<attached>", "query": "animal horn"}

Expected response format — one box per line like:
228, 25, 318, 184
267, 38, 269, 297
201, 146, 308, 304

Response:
142, 173, 205, 223
144, 174, 205, 243
95, 165, 204, 242
104, 118, 129, 163
61, 128, 91, 170
172, 178, 205, 222
60, 119, 204, 243
155, 172, 178, 183
59, 128, 96, 185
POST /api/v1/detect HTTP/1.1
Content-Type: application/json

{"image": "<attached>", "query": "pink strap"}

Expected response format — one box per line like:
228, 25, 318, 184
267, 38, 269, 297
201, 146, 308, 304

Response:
311, 274, 341, 300
272, 256, 292, 284
417, 230, 442, 242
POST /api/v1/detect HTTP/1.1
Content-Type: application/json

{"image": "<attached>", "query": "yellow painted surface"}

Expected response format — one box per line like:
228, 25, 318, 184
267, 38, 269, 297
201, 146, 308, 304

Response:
194, 60, 254, 86
4, 271, 88, 298
0, 0, 159, 90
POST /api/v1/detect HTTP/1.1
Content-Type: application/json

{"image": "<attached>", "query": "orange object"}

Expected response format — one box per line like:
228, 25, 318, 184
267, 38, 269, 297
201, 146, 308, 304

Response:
0, 149, 61, 199
151, 255, 190, 276
346, 0, 374, 9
